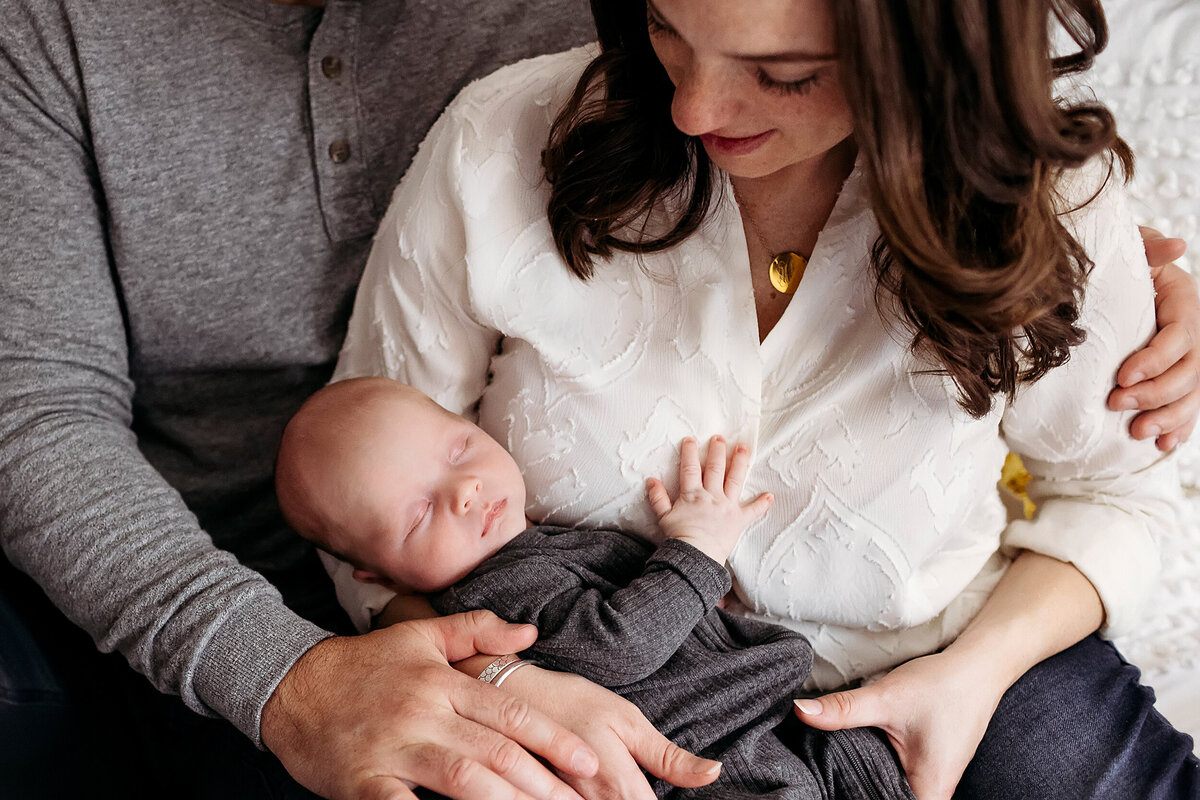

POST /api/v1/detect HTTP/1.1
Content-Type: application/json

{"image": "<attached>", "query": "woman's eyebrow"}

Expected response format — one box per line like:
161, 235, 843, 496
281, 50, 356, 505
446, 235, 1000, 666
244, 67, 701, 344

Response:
646, 0, 836, 64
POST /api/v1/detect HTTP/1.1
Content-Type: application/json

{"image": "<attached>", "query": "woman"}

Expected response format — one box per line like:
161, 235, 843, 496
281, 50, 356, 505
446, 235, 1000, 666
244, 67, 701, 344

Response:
332, 0, 1198, 796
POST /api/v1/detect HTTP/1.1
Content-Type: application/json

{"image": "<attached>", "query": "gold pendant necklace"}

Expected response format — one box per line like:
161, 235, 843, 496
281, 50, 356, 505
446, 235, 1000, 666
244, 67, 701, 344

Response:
734, 185, 809, 295
768, 252, 807, 294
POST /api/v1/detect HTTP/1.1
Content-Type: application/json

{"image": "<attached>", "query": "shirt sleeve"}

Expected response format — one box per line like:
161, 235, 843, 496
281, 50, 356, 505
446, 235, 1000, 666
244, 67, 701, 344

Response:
0, 4, 330, 745
433, 535, 732, 687
999, 159, 1180, 637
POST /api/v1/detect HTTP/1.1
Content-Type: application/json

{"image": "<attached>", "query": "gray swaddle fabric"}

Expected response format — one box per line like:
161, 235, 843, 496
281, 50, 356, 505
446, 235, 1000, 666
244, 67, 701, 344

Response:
0, 0, 593, 743
433, 527, 915, 799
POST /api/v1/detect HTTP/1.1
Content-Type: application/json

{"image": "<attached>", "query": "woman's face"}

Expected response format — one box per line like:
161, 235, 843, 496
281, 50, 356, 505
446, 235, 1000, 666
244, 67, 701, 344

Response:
646, 0, 854, 180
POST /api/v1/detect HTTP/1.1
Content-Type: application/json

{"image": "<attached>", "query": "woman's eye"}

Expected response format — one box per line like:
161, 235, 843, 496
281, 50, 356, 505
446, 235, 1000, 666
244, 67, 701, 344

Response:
451, 438, 469, 463
646, 9, 678, 38
755, 69, 819, 96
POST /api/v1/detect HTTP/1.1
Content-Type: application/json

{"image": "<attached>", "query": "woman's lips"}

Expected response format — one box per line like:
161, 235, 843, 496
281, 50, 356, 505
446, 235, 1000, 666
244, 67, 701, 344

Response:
700, 130, 774, 156
481, 498, 507, 538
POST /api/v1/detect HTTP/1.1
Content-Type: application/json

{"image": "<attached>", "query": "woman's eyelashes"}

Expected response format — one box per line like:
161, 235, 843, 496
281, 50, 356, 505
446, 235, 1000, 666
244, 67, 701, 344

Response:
755, 69, 819, 96
646, 6, 676, 38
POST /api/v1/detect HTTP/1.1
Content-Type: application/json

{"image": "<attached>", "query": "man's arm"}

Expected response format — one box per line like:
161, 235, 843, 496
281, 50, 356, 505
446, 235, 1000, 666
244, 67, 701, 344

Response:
0, 2, 327, 741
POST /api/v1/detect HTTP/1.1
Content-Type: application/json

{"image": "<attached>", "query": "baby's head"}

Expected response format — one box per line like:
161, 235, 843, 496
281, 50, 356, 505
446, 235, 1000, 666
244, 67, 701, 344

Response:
276, 377, 528, 593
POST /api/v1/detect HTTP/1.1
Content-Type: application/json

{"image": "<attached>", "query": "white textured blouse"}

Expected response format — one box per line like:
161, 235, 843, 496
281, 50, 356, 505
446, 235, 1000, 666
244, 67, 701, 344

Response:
331, 46, 1178, 689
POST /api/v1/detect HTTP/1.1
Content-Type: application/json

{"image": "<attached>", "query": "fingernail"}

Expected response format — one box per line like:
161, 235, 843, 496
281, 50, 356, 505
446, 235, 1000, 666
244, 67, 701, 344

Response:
1118, 396, 1139, 411
571, 747, 599, 775
1146, 424, 1162, 437
1128, 372, 1145, 385
794, 699, 822, 715
693, 760, 722, 775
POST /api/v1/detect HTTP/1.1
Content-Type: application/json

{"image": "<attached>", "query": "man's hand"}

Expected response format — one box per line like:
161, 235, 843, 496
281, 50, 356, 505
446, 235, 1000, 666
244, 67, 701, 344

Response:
1109, 228, 1198, 450
646, 436, 772, 564
261, 610, 599, 800
499, 665, 723, 800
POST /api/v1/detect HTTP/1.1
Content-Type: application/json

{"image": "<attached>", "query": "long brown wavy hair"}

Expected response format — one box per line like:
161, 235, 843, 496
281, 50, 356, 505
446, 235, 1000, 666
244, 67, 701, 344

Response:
543, 0, 1133, 417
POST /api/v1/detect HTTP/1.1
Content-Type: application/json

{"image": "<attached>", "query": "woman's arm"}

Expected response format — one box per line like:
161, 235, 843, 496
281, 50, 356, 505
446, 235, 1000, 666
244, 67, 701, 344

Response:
800, 165, 1177, 800
795, 551, 1101, 800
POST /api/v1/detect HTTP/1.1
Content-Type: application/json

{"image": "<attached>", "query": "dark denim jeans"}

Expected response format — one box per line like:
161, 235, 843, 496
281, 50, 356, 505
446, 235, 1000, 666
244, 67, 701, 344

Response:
0, 556, 325, 799
956, 633, 1200, 799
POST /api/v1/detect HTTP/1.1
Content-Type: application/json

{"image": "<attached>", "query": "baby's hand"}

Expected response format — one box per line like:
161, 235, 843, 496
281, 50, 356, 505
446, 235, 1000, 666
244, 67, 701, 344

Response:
646, 436, 772, 565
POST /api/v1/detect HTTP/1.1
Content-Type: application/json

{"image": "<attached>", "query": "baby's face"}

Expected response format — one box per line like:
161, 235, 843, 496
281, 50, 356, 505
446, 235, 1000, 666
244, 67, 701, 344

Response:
342, 392, 529, 593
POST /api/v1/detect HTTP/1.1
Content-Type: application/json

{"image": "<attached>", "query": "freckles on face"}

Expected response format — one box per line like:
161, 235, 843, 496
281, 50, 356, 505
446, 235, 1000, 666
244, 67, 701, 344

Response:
647, 0, 853, 178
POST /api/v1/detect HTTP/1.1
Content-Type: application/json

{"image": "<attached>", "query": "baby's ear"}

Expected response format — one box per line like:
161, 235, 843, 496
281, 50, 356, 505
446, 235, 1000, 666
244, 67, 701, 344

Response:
352, 568, 391, 587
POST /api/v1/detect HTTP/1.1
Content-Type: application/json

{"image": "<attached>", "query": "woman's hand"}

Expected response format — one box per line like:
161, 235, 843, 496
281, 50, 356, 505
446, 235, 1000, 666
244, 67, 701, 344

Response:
262, 610, 600, 800
794, 649, 1002, 800
495, 664, 723, 800
1109, 228, 1198, 450
795, 551, 1104, 800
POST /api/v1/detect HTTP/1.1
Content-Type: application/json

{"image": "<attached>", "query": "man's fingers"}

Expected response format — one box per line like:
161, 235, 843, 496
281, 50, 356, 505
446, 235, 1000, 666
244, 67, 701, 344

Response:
624, 718, 721, 789
1114, 356, 1199, 412
1157, 419, 1195, 452
452, 677, 598, 781
1139, 225, 1188, 267
420, 609, 539, 663
793, 686, 887, 732
359, 775, 421, 800
702, 435, 727, 494
1129, 389, 1200, 441
1115, 324, 1192, 389
395, 742, 539, 800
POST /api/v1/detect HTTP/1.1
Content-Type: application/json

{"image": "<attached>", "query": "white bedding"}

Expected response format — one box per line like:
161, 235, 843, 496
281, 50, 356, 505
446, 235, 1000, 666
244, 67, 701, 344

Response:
1090, 0, 1200, 741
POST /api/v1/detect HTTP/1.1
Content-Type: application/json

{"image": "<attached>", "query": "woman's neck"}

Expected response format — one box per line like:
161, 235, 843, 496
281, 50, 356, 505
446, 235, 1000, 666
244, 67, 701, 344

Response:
733, 138, 857, 343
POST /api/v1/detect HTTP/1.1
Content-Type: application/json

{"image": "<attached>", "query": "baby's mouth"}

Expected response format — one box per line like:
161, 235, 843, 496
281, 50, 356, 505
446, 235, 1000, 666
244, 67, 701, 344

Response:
481, 498, 507, 538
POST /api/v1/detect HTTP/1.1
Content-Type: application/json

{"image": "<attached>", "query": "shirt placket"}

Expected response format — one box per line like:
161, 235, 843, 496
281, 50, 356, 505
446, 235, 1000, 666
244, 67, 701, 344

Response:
308, 1, 376, 242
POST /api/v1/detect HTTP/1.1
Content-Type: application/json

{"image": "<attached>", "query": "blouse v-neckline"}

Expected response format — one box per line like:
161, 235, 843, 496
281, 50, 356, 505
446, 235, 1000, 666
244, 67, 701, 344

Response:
722, 163, 871, 366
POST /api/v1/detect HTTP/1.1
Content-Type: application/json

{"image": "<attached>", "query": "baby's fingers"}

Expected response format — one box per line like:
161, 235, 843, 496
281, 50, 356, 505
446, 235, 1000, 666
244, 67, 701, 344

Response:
646, 478, 673, 518
678, 437, 702, 494
742, 492, 773, 522
724, 443, 752, 499
702, 436, 728, 494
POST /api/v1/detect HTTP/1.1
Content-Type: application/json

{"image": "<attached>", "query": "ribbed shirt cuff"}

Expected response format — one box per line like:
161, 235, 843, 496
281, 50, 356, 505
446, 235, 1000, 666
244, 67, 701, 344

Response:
647, 538, 732, 609
191, 593, 334, 747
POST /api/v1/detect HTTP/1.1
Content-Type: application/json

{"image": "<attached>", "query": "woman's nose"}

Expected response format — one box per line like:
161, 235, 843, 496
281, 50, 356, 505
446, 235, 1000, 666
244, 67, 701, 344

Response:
451, 475, 481, 514
670, 60, 738, 137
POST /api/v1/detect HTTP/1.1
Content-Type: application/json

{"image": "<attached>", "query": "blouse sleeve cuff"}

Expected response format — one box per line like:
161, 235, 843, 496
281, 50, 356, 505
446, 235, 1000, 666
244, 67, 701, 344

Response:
1000, 484, 1175, 636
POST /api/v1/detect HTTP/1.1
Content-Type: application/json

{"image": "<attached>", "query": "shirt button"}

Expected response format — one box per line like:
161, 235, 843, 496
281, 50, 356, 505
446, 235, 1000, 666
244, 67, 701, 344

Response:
328, 140, 351, 163
321, 55, 343, 80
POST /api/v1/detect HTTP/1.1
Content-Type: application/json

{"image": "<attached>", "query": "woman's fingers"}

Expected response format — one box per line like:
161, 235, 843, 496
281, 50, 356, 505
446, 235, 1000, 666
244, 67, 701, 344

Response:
702, 435, 727, 494
793, 684, 888, 733
622, 715, 722, 790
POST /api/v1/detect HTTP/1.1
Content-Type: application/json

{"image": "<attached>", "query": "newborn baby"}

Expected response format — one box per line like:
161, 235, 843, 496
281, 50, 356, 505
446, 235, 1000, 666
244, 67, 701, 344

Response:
276, 377, 914, 800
